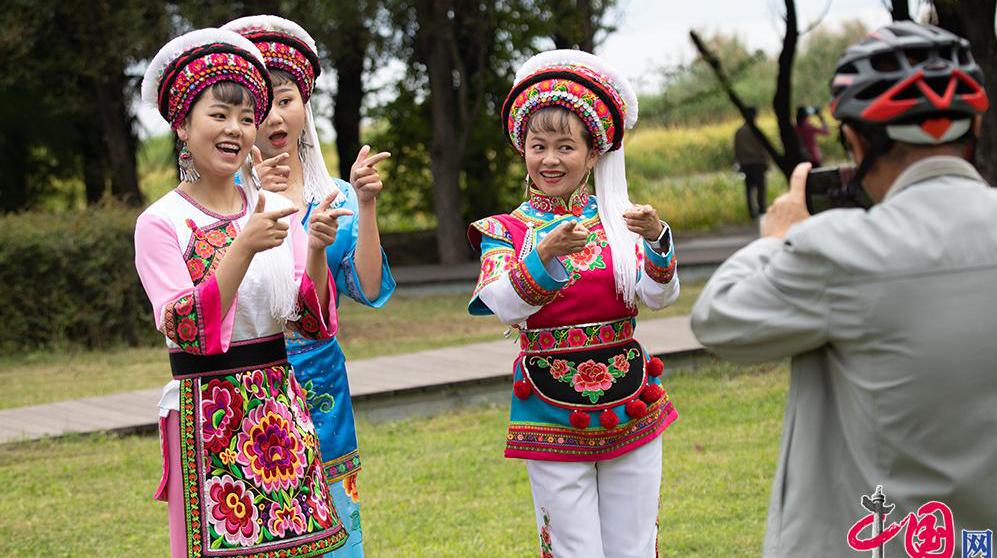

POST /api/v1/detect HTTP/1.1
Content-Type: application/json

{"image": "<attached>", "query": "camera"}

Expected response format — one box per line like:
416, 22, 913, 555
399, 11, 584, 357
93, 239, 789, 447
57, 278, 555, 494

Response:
804, 166, 873, 214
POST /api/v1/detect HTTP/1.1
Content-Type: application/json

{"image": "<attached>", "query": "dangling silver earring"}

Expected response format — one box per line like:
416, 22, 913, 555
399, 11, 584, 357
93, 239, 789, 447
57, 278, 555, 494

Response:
298, 130, 311, 163
178, 141, 200, 183
523, 172, 532, 198
579, 168, 591, 192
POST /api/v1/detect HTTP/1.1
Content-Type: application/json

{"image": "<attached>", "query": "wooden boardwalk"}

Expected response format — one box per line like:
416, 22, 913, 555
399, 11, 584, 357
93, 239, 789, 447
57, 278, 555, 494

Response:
0, 316, 703, 444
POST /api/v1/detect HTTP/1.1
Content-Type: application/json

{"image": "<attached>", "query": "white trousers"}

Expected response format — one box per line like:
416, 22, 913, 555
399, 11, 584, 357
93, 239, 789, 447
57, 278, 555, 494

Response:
525, 436, 663, 558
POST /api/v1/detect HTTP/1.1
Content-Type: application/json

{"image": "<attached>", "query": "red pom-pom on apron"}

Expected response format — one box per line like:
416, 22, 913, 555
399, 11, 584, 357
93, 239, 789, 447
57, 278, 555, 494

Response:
625, 398, 648, 419
513, 380, 533, 399
646, 356, 664, 377
599, 409, 620, 429
640, 383, 664, 404
569, 410, 591, 429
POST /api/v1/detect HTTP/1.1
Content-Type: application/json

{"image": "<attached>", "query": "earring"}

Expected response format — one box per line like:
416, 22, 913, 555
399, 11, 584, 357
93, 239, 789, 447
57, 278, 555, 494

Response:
578, 169, 591, 192
178, 141, 200, 183
298, 130, 311, 163
523, 172, 532, 198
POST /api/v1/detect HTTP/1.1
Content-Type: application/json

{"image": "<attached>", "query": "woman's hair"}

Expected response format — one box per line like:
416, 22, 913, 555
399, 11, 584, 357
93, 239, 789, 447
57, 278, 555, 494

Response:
206, 81, 257, 111
526, 106, 594, 150
269, 68, 296, 89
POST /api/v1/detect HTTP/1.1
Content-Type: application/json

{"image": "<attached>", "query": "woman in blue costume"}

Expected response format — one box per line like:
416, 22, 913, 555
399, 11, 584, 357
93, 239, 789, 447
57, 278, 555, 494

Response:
223, 16, 395, 558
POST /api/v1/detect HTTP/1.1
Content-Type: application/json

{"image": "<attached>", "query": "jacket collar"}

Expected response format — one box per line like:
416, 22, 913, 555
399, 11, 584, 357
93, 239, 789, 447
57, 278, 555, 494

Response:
885, 156, 985, 202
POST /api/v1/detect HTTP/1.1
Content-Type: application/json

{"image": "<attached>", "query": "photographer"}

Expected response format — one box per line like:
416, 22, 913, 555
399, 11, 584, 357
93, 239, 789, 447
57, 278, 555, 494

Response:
794, 104, 829, 166
692, 22, 997, 557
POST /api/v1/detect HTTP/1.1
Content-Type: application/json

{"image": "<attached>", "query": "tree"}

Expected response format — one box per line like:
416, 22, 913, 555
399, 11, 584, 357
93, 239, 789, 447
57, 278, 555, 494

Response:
885, 0, 911, 20
930, 0, 997, 187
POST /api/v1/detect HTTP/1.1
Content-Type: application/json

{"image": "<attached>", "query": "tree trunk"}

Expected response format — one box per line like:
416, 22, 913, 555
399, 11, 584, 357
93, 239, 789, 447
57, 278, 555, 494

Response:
551, 0, 598, 52
80, 121, 108, 204
419, 0, 472, 264
689, 30, 788, 170
933, 0, 997, 186
772, 0, 806, 176
332, 47, 365, 180
95, 73, 143, 206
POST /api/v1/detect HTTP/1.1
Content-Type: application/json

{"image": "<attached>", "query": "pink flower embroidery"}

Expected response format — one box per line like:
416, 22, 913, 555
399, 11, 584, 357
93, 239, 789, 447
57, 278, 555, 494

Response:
241, 369, 267, 400
177, 318, 198, 342
201, 379, 244, 453
174, 296, 193, 317
235, 399, 306, 492
572, 360, 613, 393
550, 359, 571, 380
598, 325, 616, 344
194, 240, 214, 258
206, 229, 228, 247
306, 467, 333, 529
566, 328, 588, 347
267, 500, 307, 537
204, 475, 259, 546
187, 258, 206, 282
611, 354, 630, 374
538, 332, 557, 350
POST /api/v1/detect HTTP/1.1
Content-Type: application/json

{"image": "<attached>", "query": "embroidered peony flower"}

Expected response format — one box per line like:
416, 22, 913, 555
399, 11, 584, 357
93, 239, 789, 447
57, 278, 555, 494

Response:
480, 257, 496, 278
599, 325, 617, 344
235, 399, 307, 493
194, 240, 214, 258
566, 243, 602, 272
538, 332, 557, 350
572, 360, 614, 393
241, 369, 268, 401
343, 472, 360, 503
611, 354, 630, 374
174, 296, 194, 317
201, 379, 244, 453
206, 229, 229, 248
566, 328, 588, 348
204, 475, 259, 547
299, 313, 319, 335
267, 500, 307, 537
549, 359, 571, 380
177, 318, 199, 343
187, 258, 206, 282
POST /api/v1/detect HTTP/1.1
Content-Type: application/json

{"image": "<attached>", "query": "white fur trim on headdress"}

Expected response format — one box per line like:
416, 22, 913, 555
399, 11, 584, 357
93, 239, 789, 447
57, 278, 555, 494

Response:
514, 49, 638, 129
141, 28, 266, 116
221, 15, 319, 57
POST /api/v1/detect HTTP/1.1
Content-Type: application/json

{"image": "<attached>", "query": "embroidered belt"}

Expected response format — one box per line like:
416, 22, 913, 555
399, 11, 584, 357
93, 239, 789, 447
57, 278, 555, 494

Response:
519, 317, 636, 354
521, 341, 647, 411
169, 333, 287, 378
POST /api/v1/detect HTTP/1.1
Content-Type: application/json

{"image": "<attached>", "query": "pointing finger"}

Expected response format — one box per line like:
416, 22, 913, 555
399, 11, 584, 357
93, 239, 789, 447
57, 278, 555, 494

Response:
251, 146, 263, 167
354, 145, 371, 166
363, 151, 392, 167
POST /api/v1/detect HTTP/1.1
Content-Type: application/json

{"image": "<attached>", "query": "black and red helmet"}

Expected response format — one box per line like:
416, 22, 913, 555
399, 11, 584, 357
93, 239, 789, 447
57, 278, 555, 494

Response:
830, 22, 988, 143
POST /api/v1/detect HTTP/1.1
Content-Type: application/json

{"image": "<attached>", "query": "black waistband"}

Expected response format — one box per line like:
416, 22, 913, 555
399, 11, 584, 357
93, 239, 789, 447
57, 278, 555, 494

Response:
169, 336, 288, 378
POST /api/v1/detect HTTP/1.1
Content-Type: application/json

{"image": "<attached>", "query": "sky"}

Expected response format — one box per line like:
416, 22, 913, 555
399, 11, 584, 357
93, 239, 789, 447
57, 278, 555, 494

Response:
136, 0, 902, 138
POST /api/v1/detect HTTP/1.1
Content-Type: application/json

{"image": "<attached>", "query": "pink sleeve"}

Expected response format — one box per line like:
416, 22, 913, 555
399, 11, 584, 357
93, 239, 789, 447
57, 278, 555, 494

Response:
285, 211, 338, 340
134, 212, 235, 354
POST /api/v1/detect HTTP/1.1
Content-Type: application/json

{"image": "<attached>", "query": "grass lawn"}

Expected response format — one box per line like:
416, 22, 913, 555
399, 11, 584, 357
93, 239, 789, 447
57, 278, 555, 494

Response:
0, 282, 704, 410
0, 359, 786, 557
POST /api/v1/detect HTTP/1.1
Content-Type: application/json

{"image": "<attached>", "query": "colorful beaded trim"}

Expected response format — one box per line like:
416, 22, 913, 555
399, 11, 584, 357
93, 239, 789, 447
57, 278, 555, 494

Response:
509, 258, 559, 307
528, 186, 590, 216
520, 317, 635, 354
245, 31, 320, 102
503, 64, 627, 154
505, 395, 673, 459
645, 255, 677, 284
324, 449, 362, 484
159, 45, 272, 129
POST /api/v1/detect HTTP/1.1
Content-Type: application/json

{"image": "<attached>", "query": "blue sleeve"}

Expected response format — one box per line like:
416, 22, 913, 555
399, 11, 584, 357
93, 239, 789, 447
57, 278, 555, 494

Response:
327, 179, 396, 308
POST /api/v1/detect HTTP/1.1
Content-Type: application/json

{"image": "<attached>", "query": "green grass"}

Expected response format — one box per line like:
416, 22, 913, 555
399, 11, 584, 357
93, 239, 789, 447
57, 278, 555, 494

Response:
0, 359, 787, 557
0, 281, 704, 410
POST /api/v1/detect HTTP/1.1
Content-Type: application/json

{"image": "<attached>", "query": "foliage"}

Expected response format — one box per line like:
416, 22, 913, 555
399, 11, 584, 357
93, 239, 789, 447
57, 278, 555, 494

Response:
640, 21, 870, 128
0, 202, 158, 352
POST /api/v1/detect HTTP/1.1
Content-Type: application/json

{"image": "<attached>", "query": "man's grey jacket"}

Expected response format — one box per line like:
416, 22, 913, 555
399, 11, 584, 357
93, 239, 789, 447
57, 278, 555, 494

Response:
691, 156, 997, 557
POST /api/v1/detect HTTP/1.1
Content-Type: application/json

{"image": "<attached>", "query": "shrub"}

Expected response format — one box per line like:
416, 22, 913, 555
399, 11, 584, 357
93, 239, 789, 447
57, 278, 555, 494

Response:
0, 202, 160, 351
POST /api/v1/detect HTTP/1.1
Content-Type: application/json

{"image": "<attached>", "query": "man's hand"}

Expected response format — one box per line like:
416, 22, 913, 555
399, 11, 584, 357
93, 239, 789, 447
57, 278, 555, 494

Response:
762, 162, 812, 238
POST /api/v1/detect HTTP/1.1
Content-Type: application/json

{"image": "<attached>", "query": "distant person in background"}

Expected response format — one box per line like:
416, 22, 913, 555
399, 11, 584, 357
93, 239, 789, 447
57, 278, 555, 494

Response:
794, 105, 830, 166
733, 107, 770, 218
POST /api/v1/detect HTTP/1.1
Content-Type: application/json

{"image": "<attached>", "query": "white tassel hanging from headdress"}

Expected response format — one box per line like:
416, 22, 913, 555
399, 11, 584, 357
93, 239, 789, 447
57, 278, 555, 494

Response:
242, 167, 301, 323
300, 104, 343, 206
594, 147, 640, 306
